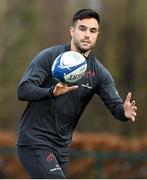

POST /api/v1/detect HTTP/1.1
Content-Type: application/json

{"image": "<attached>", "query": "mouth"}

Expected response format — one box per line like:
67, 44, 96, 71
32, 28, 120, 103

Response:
81, 40, 91, 44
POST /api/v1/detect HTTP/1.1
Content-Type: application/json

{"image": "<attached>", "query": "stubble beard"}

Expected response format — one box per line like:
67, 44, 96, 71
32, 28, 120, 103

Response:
74, 41, 93, 54
77, 46, 90, 54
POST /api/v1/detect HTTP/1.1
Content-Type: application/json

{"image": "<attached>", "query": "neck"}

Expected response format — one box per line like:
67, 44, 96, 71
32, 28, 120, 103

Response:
70, 40, 91, 57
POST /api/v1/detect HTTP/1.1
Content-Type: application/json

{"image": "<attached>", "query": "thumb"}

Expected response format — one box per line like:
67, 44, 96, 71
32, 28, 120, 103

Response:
125, 92, 132, 103
56, 82, 64, 88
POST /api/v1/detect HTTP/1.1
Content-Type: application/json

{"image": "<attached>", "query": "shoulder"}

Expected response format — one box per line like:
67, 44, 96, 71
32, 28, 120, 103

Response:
93, 56, 111, 77
37, 44, 67, 59
92, 55, 114, 83
31, 44, 68, 65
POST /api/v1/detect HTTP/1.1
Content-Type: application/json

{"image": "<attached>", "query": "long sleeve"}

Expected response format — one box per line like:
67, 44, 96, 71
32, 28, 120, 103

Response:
96, 68, 128, 121
17, 50, 54, 101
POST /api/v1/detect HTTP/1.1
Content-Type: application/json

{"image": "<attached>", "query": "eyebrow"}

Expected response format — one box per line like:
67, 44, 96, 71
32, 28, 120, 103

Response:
79, 25, 98, 31
79, 25, 86, 28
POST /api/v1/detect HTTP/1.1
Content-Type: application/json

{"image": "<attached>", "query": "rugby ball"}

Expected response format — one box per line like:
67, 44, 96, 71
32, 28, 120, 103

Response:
51, 51, 87, 84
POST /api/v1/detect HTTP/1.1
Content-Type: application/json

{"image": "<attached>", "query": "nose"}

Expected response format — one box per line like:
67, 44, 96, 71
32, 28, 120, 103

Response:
84, 30, 90, 38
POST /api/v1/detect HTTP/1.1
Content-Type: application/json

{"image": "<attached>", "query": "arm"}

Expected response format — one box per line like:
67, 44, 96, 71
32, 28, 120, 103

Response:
96, 69, 137, 122
96, 70, 128, 121
17, 51, 78, 101
17, 52, 54, 101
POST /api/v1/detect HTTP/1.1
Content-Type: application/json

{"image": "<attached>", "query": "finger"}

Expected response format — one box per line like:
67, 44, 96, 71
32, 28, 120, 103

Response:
125, 92, 132, 103
56, 83, 64, 87
68, 85, 78, 91
132, 106, 137, 111
131, 100, 135, 106
132, 112, 137, 116
130, 115, 135, 122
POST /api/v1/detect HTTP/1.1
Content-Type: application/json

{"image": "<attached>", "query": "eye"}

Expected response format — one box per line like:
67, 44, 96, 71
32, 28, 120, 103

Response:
79, 26, 87, 31
90, 28, 98, 33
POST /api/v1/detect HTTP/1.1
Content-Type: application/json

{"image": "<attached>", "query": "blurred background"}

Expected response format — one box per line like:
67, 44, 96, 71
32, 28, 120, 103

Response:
0, 0, 147, 178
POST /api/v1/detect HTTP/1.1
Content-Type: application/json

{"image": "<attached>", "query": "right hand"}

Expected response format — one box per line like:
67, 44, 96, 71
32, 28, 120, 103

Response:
53, 82, 78, 96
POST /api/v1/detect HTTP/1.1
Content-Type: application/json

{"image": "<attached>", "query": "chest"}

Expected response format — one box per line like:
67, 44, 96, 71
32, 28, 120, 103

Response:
75, 60, 99, 98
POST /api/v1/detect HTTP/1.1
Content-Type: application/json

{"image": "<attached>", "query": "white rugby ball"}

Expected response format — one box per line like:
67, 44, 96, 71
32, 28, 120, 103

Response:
51, 51, 87, 84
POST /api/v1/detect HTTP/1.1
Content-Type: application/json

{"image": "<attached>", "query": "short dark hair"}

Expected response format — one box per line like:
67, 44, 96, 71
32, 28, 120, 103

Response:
72, 9, 100, 26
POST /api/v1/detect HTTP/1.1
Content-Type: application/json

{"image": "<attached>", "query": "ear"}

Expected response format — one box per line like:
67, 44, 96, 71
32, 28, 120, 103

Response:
70, 26, 74, 37
97, 25, 100, 36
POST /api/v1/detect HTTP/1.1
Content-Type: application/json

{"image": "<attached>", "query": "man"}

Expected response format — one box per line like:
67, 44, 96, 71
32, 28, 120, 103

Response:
17, 9, 137, 179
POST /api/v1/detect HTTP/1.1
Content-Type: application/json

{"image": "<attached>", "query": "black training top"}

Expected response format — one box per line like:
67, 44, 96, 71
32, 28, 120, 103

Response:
17, 43, 128, 162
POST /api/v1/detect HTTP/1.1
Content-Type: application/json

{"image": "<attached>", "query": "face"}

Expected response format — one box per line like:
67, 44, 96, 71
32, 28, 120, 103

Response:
70, 18, 99, 55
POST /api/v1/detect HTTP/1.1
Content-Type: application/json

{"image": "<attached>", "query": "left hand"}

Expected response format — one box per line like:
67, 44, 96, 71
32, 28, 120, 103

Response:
123, 92, 137, 122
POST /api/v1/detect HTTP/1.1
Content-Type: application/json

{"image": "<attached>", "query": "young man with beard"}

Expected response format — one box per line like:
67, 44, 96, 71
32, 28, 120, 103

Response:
17, 9, 137, 178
